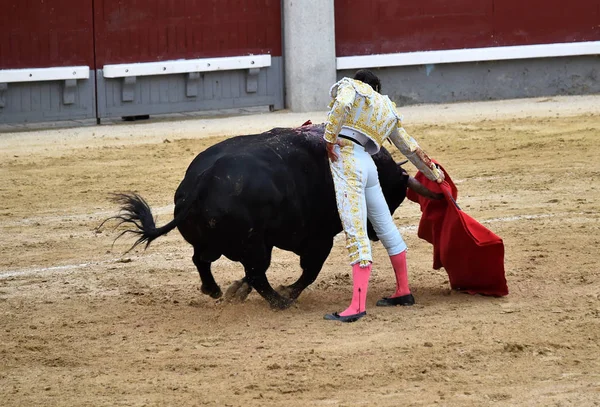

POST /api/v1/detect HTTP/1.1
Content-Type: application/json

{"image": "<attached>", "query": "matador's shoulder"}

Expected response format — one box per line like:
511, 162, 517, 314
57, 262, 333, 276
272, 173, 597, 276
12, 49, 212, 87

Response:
329, 78, 374, 99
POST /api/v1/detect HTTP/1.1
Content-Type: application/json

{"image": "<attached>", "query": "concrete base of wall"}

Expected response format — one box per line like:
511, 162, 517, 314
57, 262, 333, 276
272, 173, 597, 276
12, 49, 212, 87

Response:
97, 58, 284, 119
338, 55, 600, 106
0, 73, 96, 124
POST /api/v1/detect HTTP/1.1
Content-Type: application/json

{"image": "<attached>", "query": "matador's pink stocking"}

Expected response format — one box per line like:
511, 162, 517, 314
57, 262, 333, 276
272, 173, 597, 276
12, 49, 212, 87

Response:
339, 263, 372, 316
389, 250, 410, 297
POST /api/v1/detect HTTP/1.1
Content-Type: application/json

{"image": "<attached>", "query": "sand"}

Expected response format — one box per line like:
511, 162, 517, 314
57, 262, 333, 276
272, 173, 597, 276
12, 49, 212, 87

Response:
1, 95, 599, 406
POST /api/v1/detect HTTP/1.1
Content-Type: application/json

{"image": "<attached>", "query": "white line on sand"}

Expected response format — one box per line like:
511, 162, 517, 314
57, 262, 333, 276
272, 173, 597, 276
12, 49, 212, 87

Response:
0, 260, 114, 279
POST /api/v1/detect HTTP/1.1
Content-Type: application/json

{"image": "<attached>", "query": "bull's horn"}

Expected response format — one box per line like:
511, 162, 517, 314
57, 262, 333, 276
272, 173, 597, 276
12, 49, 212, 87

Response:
407, 177, 444, 200
397, 159, 409, 166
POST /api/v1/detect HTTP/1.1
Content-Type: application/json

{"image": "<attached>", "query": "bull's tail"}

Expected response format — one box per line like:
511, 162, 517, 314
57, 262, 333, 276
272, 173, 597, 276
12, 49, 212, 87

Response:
101, 193, 182, 253
102, 168, 210, 253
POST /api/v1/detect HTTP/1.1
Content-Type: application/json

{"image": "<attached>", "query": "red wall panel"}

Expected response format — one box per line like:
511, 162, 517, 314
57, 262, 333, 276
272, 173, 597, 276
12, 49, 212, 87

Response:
0, 0, 95, 69
94, 0, 282, 66
493, 0, 600, 46
335, 0, 600, 56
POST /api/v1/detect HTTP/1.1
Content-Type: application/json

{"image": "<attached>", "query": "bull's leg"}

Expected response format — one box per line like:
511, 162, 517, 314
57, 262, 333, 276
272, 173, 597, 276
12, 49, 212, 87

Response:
192, 251, 222, 299
277, 238, 334, 301
242, 244, 293, 310
224, 277, 253, 302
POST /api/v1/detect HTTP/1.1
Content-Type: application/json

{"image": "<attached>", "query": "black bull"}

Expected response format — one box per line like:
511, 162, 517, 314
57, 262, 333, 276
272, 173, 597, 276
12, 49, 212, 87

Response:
105, 124, 440, 309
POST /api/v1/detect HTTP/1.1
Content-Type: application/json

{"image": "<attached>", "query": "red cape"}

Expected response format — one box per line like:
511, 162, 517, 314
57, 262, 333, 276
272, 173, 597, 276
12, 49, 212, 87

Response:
407, 165, 509, 296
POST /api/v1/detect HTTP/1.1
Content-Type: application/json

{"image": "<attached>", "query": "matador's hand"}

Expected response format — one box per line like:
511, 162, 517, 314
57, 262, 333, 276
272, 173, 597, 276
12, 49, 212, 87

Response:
434, 164, 445, 184
326, 142, 338, 162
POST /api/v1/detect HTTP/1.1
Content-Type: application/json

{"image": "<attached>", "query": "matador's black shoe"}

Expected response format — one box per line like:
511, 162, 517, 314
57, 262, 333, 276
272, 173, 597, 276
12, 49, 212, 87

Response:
376, 294, 415, 307
323, 311, 366, 323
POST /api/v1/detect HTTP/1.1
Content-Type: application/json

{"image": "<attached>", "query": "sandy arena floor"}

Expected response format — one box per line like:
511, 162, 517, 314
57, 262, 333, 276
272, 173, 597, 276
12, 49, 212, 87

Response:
0, 96, 599, 406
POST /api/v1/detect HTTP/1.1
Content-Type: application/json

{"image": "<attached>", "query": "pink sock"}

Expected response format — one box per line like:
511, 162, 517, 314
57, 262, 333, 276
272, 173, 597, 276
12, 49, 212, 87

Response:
339, 263, 371, 316
389, 250, 411, 297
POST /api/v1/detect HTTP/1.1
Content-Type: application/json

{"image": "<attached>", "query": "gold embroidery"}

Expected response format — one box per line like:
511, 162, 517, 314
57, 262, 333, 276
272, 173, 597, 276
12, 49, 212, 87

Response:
324, 78, 401, 153
330, 144, 372, 265
394, 127, 442, 181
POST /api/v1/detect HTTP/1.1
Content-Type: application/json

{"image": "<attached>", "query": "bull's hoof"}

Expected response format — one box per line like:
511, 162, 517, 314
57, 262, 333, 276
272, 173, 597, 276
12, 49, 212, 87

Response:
224, 279, 252, 303
201, 284, 223, 299
275, 285, 297, 300
269, 296, 294, 310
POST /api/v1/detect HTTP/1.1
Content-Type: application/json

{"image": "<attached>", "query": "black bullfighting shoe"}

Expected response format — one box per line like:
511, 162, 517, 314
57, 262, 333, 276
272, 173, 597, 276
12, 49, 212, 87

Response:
323, 311, 366, 323
376, 294, 415, 307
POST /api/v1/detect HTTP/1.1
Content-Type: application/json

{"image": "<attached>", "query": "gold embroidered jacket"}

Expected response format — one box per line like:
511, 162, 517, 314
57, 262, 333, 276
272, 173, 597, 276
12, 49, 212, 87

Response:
324, 78, 443, 181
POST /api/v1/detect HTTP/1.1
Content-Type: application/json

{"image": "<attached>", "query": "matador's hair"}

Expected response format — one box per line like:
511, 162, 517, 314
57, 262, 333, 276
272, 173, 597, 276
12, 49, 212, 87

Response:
353, 69, 381, 93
